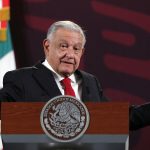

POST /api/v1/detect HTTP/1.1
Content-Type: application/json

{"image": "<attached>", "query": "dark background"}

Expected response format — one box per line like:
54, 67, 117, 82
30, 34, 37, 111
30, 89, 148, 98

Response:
10, 0, 150, 149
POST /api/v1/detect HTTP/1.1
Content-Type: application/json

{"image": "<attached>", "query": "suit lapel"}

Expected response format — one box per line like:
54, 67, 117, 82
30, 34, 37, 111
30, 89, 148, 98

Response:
76, 70, 91, 102
33, 62, 62, 98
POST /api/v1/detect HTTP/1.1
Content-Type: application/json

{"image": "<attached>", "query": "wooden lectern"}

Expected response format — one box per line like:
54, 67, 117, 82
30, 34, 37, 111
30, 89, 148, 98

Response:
1, 102, 129, 150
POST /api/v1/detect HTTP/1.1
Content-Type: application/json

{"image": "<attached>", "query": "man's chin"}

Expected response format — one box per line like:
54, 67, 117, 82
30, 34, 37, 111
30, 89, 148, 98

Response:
60, 70, 74, 77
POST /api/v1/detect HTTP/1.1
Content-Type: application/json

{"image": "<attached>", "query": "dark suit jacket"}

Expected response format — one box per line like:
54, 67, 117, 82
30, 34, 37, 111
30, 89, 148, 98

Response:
0, 62, 107, 102
0, 62, 150, 130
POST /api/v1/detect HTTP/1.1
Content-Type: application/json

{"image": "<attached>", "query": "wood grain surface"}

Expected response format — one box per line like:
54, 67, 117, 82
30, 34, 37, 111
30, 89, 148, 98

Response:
1, 102, 129, 134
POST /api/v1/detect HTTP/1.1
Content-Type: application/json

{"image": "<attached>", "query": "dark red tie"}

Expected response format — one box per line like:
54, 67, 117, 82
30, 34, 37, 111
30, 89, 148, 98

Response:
61, 77, 76, 97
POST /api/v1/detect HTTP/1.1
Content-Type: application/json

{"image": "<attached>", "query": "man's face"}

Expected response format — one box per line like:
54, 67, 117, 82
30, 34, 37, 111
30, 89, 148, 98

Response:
43, 28, 84, 77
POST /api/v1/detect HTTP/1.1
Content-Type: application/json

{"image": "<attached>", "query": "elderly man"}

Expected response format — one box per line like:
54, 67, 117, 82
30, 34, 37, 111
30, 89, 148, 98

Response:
0, 21, 150, 130
0, 21, 106, 102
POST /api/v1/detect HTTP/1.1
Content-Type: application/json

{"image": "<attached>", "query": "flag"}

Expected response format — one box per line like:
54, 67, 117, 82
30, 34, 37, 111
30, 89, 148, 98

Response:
0, 0, 16, 88
0, 0, 16, 149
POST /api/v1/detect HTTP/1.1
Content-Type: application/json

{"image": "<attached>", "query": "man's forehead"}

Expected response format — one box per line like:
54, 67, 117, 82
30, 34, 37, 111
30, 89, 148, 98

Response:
58, 39, 82, 45
52, 28, 84, 46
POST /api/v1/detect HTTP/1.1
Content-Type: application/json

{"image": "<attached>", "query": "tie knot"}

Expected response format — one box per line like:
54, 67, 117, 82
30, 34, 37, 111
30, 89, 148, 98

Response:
61, 77, 71, 85
61, 77, 75, 97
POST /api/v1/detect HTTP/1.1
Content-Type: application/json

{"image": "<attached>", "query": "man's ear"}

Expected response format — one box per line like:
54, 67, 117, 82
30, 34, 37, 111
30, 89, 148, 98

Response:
43, 39, 50, 55
43, 39, 50, 49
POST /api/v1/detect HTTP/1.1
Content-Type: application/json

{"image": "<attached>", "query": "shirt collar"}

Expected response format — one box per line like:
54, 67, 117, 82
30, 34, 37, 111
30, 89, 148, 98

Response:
42, 59, 76, 83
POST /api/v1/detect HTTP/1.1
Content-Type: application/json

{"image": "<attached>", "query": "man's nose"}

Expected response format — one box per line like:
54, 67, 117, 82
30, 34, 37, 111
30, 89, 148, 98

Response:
66, 47, 74, 58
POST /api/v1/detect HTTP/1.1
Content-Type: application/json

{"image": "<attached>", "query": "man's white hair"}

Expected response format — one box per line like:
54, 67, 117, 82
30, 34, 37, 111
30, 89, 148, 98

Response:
46, 21, 86, 47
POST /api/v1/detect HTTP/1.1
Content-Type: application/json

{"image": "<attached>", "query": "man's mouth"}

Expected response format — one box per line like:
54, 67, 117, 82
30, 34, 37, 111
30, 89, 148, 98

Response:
61, 61, 74, 65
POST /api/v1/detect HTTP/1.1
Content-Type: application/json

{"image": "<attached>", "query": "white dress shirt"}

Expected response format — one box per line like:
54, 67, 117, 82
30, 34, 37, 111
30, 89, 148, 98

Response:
42, 60, 82, 100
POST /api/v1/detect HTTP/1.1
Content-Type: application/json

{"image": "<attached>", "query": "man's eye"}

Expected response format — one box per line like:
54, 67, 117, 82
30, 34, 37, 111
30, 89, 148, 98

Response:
74, 47, 81, 51
60, 44, 68, 48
